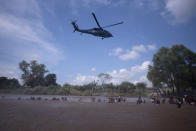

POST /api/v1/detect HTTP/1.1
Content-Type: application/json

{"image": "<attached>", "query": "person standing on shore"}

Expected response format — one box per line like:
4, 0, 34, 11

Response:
177, 97, 182, 108
137, 96, 142, 104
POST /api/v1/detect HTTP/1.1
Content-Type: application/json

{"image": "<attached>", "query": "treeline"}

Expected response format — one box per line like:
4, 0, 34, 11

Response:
147, 44, 196, 95
61, 81, 148, 96
0, 60, 148, 96
0, 78, 148, 96
2, 44, 195, 96
0, 77, 20, 89
0, 60, 57, 90
12, 81, 147, 96
0, 82, 148, 96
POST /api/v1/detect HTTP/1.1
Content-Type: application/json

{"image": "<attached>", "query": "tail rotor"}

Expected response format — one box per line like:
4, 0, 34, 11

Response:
71, 20, 79, 32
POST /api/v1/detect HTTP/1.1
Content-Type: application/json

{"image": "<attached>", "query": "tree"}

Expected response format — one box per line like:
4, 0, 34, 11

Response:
169, 45, 196, 93
63, 83, 72, 94
98, 73, 112, 91
136, 82, 147, 92
19, 60, 48, 87
0, 77, 20, 89
98, 73, 112, 85
45, 74, 57, 86
119, 81, 136, 93
147, 65, 162, 88
19, 60, 30, 85
147, 44, 196, 94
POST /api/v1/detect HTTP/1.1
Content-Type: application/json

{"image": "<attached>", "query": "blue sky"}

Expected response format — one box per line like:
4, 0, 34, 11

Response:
0, 0, 196, 86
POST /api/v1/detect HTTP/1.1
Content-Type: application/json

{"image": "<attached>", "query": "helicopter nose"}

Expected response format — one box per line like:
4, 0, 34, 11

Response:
109, 33, 113, 37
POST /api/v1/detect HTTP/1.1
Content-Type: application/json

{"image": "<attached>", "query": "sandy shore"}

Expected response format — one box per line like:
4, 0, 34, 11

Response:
0, 99, 196, 131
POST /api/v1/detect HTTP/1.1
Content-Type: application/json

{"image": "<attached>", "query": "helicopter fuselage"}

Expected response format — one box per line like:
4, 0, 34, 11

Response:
78, 28, 113, 38
71, 12, 123, 39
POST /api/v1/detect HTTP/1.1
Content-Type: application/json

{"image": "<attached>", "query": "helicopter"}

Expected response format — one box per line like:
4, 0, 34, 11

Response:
71, 12, 123, 40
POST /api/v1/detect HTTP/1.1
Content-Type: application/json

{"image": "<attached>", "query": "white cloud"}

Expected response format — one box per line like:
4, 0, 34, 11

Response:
133, 0, 161, 10
72, 74, 98, 85
0, 13, 58, 53
118, 45, 146, 61
133, 75, 152, 87
110, 44, 155, 61
109, 48, 123, 56
108, 61, 151, 85
0, 0, 65, 80
162, 0, 196, 24
119, 50, 140, 60
72, 61, 151, 86
81, 0, 128, 6
132, 0, 196, 25
147, 44, 156, 50
0, 0, 64, 62
132, 44, 146, 52
69, 0, 127, 12
108, 68, 134, 84
131, 61, 151, 72
91, 67, 96, 72
88, 0, 127, 7
0, 0, 41, 19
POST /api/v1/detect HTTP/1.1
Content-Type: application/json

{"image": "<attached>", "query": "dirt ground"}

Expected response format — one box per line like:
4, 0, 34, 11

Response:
0, 99, 196, 131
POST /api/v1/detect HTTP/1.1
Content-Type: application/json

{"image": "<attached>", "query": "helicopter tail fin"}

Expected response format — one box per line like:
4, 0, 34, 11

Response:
71, 21, 79, 32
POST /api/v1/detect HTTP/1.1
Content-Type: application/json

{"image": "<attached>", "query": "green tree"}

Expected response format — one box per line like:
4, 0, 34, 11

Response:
19, 60, 30, 85
147, 44, 196, 94
19, 60, 48, 87
119, 81, 136, 93
98, 73, 112, 92
63, 83, 73, 94
0, 77, 20, 89
45, 74, 57, 86
136, 82, 147, 92
147, 65, 162, 88
98, 73, 112, 85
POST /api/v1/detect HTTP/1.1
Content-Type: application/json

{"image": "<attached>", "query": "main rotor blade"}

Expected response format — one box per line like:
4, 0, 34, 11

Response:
102, 21, 124, 28
92, 12, 102, 28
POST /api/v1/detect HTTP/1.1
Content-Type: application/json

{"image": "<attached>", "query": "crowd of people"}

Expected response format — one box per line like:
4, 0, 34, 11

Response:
147, 95, 196, 108
137, 96, 146, 104
1, 94, 196, 107
169, 95, 196, 106
108, 96, 126, 103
